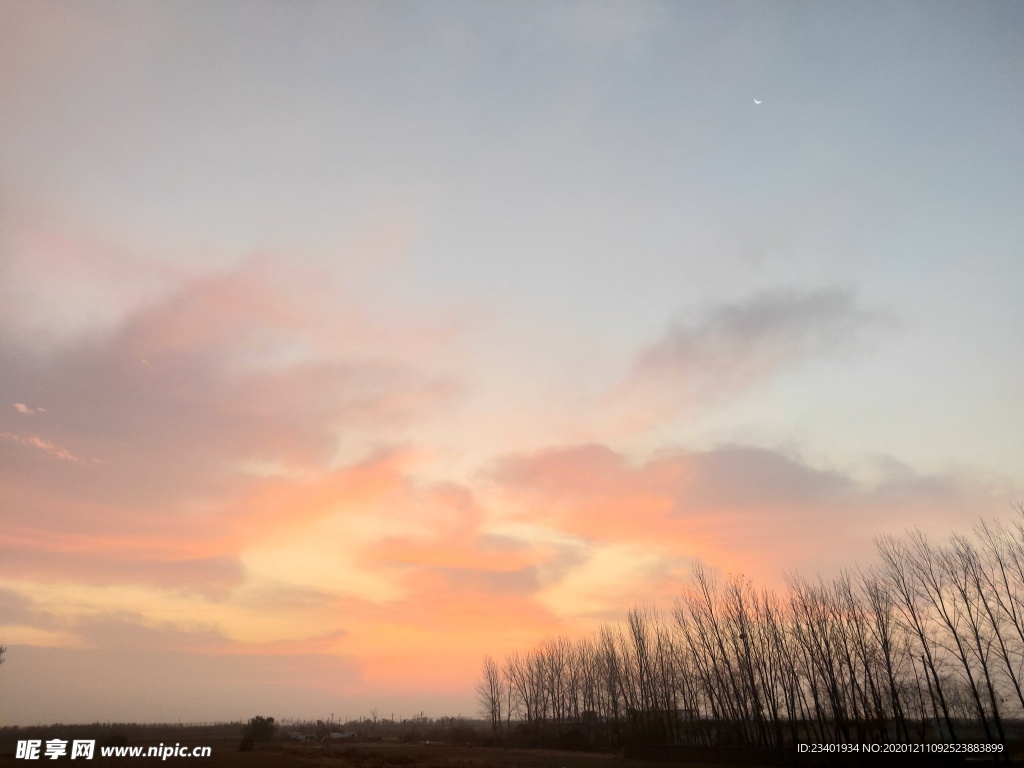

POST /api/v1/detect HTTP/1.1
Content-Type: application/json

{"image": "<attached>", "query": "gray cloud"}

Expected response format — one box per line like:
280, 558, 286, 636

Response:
630, 287, 883, 401
680, 445, 854, 509
0, 588, 61, 631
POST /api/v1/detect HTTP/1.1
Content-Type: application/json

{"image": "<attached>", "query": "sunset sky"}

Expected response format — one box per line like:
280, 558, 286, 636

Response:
1, 1, 1023, 725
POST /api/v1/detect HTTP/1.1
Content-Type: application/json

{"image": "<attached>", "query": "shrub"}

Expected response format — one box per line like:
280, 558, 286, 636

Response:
239, 715, 275, 750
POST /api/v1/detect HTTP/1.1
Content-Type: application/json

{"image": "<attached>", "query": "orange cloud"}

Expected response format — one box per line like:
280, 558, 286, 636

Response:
490, 443, 1011, 590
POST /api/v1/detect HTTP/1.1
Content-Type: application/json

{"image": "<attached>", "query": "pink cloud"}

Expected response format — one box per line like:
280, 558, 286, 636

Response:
1, 257, 456, 508
1, 431, 81, 462
0, 448, 427, 596
491, 443, 1012, 588
0, 249, 461, 606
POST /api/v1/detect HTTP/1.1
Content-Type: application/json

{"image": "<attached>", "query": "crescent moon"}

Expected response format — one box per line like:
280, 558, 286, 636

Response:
754, 99, 762, 105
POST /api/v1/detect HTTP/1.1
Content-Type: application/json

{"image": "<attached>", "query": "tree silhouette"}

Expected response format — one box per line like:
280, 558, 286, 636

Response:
482, 505, 1024, 751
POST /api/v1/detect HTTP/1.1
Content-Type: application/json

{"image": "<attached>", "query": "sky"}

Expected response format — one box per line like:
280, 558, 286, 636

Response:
1, 0, 1023, 725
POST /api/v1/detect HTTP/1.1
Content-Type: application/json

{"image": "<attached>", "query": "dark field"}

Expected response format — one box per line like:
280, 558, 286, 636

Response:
1, 725, 1013, 767
0, 722, 801, 768
154, 743, 666, 768
0, 729, 704, 768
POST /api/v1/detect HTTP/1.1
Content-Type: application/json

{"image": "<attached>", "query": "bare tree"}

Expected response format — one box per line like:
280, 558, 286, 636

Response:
876, 534, 958, 741
975, 518, 1024, 709
597, 623, 626, 741
540, 636, 571, 731
788, 573, 854, 742
942, 535, 1006, 744
906, 531, 993, 741
476, 655, 505, 741
488, 508, 1024, 751
859, 567, 912, 741
503, 652, 530, 725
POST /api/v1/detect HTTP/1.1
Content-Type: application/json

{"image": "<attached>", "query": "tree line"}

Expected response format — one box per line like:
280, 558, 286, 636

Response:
477, 506, 1024, 749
